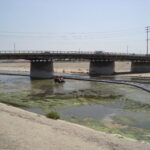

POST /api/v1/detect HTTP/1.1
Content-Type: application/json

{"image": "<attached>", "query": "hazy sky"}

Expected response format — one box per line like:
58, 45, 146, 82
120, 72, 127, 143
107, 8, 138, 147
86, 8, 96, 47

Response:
0, 0, 150, 53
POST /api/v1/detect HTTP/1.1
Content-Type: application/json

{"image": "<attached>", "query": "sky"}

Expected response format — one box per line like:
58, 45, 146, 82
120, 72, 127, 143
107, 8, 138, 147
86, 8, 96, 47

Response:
0, 0, 150, 53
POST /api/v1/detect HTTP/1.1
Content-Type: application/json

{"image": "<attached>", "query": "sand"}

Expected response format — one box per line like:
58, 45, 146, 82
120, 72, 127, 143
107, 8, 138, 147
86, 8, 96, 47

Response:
0, 62, 89, 74
0, 103, 150, 150
0, 61, 150, 77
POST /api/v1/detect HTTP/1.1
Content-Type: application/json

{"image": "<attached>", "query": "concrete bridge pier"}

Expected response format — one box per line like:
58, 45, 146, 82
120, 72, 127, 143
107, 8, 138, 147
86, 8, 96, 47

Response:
131, 61, 150, 73
89, 61, 115, 76
30, 60, 53, 79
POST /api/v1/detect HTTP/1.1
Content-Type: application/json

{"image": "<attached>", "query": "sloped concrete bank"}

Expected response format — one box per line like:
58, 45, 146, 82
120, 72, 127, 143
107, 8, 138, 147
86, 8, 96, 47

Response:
0, 103, 150, 150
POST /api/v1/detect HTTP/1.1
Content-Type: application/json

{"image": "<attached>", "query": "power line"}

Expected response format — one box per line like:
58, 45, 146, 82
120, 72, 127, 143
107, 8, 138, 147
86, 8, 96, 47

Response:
0, 30, 144, 40
0, 27, 143, 36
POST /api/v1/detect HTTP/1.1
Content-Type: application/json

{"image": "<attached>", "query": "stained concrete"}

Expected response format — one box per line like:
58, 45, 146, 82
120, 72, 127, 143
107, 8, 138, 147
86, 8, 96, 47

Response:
30, 61, 53, 79
131, 62, 150, 73
89, 61, 114, 76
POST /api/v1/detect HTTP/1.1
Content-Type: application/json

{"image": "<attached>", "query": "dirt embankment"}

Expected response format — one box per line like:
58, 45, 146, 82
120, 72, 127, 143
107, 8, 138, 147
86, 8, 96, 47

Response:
1, 61, 150, 77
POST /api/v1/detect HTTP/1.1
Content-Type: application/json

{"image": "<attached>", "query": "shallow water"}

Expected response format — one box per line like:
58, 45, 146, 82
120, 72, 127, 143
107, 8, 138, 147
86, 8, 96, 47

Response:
0, 74, 150, 142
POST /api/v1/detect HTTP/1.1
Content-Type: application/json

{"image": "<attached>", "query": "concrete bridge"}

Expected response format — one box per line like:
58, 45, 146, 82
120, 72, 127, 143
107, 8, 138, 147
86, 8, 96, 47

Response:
0, 50, 150, 79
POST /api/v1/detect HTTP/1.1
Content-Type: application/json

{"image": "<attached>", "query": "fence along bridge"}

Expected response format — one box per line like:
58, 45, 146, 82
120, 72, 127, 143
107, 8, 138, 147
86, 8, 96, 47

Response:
0, 50, 150, 79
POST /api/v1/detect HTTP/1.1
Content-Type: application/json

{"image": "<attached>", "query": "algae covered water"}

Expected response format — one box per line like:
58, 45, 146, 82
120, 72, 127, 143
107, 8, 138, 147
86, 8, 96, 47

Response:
0, 74, 150, 142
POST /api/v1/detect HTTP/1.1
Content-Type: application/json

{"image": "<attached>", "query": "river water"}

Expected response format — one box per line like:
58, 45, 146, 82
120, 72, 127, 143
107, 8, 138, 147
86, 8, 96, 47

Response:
0, 73, 150, 142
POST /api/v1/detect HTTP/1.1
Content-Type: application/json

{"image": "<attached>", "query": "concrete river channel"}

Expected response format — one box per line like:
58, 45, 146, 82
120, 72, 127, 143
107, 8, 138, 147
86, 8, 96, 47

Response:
0, 73, 150, 142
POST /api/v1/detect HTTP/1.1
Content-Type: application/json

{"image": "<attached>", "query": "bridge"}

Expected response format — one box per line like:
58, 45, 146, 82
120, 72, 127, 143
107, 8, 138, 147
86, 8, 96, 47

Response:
0, 50, 150, 79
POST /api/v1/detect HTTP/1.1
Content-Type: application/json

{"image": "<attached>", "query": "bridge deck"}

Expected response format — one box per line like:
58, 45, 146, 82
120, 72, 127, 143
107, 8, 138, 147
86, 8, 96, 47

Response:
0, 51, 149, 61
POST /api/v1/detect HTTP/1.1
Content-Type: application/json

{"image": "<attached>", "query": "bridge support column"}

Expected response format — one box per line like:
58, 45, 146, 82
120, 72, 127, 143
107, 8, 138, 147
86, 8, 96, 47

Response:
30, 61, 53, 79
131, 61, 150, 73
89, 61, 114, 76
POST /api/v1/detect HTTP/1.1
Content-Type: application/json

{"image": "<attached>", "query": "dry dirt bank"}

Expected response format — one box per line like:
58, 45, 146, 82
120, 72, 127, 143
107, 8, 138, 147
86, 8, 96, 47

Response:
0, 103, 150, 150
0, 61, 150, 77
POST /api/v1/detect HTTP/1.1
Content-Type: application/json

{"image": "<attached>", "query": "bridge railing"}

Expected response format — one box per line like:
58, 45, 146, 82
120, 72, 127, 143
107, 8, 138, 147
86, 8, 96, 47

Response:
0, 50, 147, 56
0, 50, 95, 54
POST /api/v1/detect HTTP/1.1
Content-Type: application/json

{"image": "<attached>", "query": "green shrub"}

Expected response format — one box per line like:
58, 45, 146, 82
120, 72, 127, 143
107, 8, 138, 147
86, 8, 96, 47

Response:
46, 111, 60, 120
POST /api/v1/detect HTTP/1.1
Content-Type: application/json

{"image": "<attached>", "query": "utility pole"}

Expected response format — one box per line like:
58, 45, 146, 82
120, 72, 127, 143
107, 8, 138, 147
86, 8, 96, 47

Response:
145, 26, 150, 55
14, 43, 16, 51
126, 45, 128, 54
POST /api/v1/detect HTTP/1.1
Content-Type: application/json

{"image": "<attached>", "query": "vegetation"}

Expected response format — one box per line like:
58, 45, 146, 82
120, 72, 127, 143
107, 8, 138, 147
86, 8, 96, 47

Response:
46, 111, 60, 120
68, 117, 150, 143
0, 101, 27, 108
1, 77, 150, 142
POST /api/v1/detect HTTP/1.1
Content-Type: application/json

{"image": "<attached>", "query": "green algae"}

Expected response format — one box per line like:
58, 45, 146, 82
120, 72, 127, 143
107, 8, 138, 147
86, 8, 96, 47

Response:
0, 100, 28, 108
113, 116, 134, 125
121, 98, 150, 114
67, 117, 150, 143
0, 84, 123, 111
0, 76, 150, 143
46, 111, 60, 120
